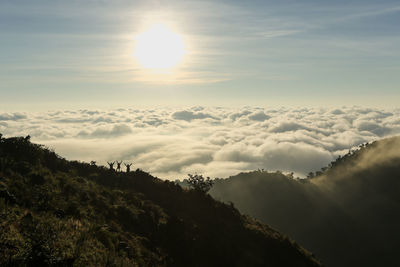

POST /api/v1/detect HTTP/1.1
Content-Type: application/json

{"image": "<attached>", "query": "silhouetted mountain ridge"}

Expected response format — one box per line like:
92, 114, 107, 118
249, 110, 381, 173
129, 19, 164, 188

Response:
0, 134, 320, 267
207, 136, 400, 267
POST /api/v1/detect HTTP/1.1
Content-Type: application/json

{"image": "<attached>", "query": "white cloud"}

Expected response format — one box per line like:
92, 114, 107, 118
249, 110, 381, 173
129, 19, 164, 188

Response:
248, 111, 270, 122
77, 124, 132, 138
1, 106, 399, 180
0, 112, 27, 121
172, 110, 217, 121
269, 122, 310, 133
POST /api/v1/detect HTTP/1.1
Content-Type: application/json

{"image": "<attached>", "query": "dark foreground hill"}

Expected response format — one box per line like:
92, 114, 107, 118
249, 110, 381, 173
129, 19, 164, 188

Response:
208, 136, 400, 267
0, 134, 320, 267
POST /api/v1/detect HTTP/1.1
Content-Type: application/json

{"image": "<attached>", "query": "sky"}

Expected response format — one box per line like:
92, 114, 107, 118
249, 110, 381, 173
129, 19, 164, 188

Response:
1, 0, 399, 110
1, 1, 400, 179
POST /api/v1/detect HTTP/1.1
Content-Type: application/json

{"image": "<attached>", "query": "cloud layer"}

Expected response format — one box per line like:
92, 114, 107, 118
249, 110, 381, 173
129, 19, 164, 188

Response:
1, 106, 400, 179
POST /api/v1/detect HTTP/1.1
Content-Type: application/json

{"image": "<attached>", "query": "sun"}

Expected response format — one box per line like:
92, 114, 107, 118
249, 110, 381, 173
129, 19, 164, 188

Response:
134, 24, 185, 69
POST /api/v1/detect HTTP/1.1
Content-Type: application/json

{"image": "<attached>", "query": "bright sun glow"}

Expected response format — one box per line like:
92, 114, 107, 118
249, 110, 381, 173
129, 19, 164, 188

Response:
135, 24, 185, 69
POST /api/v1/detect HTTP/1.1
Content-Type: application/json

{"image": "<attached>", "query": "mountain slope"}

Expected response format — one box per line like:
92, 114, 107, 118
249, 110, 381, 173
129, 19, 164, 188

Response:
209, 136, 400, 267
0, 134, 321, 267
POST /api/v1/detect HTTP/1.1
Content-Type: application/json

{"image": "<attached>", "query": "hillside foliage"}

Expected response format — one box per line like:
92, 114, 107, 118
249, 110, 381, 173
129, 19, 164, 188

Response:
208, 136, 400, 267
0, 134, 321, 267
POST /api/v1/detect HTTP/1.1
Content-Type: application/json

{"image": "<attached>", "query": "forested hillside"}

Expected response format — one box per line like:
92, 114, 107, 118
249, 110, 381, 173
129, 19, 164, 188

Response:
209, 136, 400, 267
0, 134, 321, 267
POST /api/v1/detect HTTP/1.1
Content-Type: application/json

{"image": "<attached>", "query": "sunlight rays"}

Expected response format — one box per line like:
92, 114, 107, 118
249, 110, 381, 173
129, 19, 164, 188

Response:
134, 23, 185, 69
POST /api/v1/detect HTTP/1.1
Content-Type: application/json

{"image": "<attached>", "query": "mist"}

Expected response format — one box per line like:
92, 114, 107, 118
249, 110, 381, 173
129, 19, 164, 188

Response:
209, 136, 400, 267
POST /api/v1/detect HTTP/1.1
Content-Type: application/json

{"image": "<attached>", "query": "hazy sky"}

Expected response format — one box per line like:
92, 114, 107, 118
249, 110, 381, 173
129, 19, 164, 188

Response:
1, 0, 399, 110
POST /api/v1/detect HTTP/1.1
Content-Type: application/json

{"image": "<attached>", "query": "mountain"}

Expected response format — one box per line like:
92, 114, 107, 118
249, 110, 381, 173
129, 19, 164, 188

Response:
208, 136, 400, 267
0, 134, 321, 267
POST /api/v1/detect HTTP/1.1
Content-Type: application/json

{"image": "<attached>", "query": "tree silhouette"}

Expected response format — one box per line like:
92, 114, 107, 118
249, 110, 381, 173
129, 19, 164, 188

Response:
186, 174, 214, 193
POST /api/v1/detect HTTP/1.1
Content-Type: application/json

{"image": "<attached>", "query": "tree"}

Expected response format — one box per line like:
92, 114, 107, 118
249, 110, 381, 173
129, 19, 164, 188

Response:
186, 174, 214, 193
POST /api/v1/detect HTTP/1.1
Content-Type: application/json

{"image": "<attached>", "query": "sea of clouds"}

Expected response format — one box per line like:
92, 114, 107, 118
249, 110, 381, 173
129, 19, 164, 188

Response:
1, 106, 400, 180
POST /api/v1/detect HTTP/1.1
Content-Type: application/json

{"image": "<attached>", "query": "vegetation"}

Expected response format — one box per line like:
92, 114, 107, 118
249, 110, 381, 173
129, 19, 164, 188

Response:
0, 134, 321, 267
186, 174, 214, 193
306, 142, 371, 178
207, 136, 400, 267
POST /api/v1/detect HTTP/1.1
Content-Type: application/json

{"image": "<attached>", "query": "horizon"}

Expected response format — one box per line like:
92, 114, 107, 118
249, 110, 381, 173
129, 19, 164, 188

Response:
1, 1, 400, 265
1, 0, 400, 179
2, 106, 399, 180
